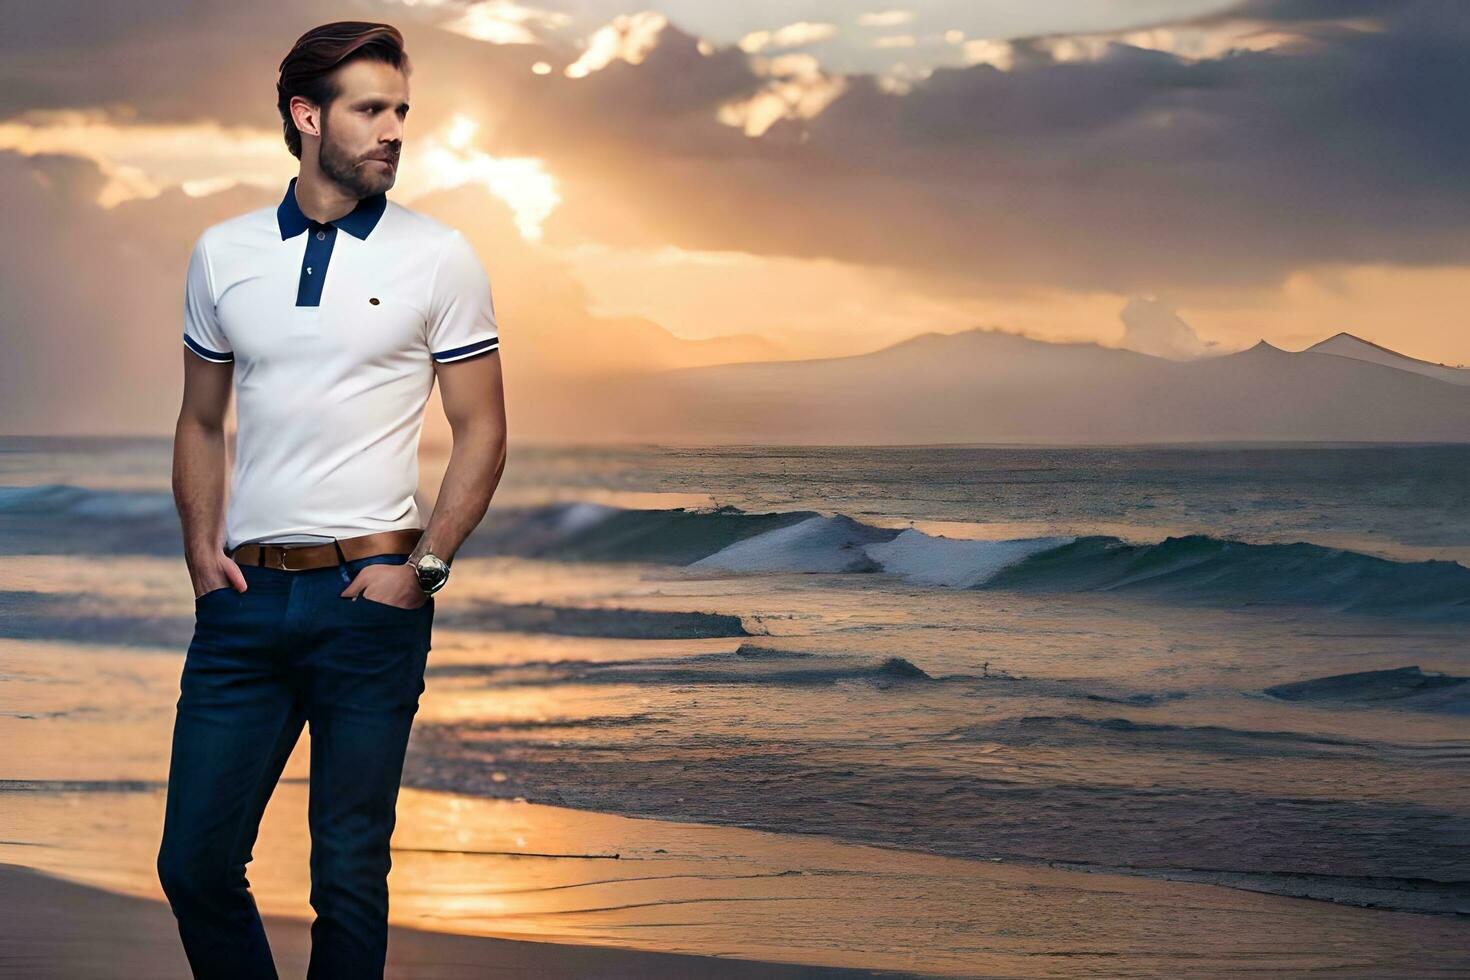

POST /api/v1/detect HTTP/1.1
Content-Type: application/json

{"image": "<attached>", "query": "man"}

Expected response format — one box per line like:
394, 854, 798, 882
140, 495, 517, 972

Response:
156, 21, 506, 979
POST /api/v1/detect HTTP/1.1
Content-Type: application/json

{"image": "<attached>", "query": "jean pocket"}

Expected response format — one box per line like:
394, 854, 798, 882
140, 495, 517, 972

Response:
352, 592, 429, 614
344, 553, 425, 613
194, 585, 234, 603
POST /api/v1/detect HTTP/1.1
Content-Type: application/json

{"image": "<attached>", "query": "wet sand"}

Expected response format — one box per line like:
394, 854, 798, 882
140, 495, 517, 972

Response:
0, 862, 907, 979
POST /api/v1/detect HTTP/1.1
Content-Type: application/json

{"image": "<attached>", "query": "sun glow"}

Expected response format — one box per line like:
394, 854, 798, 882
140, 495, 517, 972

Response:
0, 108, 288, 207
413, 114, 561, 242
0, 108, 558, 241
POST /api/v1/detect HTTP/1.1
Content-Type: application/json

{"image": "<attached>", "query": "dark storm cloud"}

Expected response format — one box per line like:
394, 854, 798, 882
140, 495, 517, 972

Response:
499, 0, 1470, 294
5, 0, 1470, 294
722, 0, 1470, 291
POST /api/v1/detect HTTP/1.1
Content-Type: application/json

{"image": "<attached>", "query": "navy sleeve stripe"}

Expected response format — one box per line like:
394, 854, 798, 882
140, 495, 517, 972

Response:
431, 337, 499, 363
183, 333, 234, 363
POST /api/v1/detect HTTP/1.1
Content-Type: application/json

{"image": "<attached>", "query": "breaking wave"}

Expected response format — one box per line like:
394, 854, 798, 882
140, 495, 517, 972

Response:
473, 502, 1470, 619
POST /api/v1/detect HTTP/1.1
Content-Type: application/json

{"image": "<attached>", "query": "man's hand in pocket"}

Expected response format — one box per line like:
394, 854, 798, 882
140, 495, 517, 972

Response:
190, 550, 246, 600
341, 562, 428, 609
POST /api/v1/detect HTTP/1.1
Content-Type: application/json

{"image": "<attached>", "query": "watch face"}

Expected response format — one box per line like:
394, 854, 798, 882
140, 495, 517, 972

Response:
414, 555, 450, 591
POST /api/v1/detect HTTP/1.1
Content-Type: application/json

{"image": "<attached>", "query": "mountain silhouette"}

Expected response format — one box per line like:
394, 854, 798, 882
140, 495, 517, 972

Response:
539, 327, 1470, 445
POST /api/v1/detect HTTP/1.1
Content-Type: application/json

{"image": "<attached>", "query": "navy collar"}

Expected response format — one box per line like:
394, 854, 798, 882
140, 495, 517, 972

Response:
276, 176, 387, 240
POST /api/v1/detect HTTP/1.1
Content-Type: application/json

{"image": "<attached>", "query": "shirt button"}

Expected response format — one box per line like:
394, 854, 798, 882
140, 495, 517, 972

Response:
315, 230, 326, 241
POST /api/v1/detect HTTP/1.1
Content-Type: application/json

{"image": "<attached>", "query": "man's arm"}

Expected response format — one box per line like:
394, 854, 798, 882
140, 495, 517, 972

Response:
408, 349, 507, 569
174, 350, 246, 596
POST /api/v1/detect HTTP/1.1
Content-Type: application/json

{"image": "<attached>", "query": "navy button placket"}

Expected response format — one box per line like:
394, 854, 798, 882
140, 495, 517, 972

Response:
274, 176, 387, 308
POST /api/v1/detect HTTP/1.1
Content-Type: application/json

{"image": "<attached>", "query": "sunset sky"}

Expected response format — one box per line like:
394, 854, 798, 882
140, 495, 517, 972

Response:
5, 0, 1469, 435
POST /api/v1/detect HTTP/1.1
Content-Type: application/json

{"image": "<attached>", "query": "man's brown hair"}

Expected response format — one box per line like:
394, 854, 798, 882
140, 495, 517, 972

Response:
276, 22, 411, 160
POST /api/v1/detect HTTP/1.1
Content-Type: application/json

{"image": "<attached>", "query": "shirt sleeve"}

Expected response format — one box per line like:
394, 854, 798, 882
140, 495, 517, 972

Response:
426, 229, 500, 363
182, 234, 234, 363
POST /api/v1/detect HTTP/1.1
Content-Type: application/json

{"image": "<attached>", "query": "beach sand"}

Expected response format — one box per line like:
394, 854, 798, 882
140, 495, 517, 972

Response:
0, 861, 908, 979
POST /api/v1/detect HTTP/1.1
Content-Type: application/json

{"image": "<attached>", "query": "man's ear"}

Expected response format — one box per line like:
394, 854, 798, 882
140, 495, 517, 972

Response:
291, 95, 321, 138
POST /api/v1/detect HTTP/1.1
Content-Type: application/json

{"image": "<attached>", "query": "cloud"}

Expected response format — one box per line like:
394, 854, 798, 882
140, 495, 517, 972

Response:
565, 10, 669, 77
6, 0, 1470, 301
490, 0, 1470, 296
857, 10, 917, 29
0, 107, 291, 205
734, 0, 1470, 292
1117, 296, 1223, 359
433, 0, 573, 45
738, 21, 840, 53
717, 52, 849, 136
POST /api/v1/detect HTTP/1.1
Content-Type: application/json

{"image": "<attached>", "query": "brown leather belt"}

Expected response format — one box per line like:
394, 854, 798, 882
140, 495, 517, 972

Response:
228, 529, 425, 571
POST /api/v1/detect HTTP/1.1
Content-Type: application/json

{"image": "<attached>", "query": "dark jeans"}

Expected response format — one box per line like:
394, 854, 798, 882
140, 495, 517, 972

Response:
157, 552, 434, 979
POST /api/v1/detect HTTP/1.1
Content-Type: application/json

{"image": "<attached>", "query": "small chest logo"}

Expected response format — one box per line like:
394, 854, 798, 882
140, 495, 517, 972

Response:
369, 297, 380, 305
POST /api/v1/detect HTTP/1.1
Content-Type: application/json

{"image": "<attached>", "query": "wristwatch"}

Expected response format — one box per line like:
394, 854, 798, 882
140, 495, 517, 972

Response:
411, 552, 451, 595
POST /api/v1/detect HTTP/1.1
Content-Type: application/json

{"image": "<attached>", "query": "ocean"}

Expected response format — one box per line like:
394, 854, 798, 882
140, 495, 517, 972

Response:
2, 437, 1468, 970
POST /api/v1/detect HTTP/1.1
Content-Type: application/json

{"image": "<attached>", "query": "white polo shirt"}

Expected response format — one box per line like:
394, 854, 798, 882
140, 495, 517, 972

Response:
182, 176, 500, 552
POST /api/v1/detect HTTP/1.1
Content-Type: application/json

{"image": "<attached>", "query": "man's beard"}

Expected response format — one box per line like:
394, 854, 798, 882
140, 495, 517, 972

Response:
317, 110, 393, 198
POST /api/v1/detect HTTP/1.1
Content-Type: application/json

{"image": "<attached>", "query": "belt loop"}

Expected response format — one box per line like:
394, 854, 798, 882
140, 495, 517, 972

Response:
257, 546, 265, 568
332, 536, 351, 586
